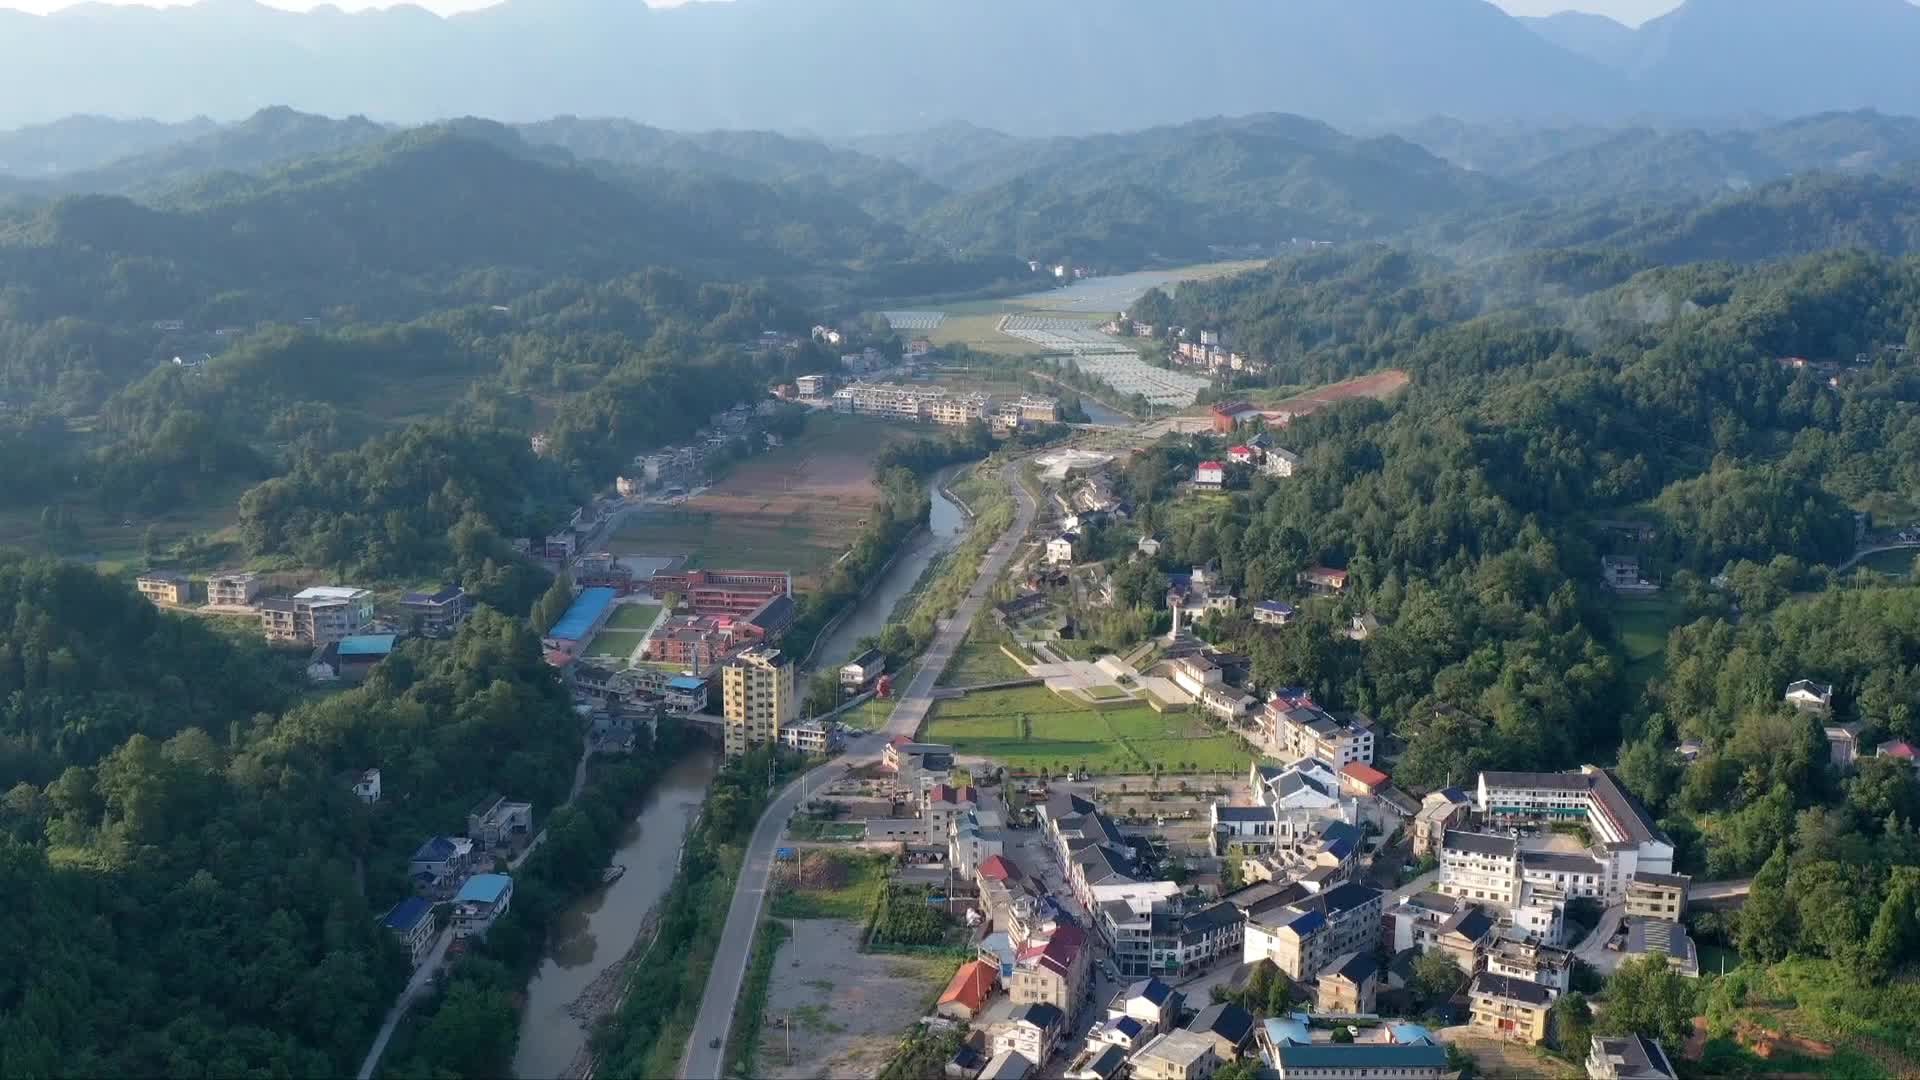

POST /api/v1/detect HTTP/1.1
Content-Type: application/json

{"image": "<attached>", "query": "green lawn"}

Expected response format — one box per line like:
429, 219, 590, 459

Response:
939, 631, 1030, 687
605, 602, 662, 631
923, 685, 1249, 775
1609, 593, 1688, 693
583, 630, 647, 659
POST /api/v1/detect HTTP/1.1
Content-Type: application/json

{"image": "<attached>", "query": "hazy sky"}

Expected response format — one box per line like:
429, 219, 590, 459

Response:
0, 0, 1691, 27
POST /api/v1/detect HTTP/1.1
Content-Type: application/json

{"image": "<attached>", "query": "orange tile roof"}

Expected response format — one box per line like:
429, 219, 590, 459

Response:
938, 959, 996, 1014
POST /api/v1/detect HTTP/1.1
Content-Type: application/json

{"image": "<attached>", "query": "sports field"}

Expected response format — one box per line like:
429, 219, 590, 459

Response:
612, 414, 916, 589
583, 629, 647, 660
605, 602, 662, 631
923, 685, 1249, 775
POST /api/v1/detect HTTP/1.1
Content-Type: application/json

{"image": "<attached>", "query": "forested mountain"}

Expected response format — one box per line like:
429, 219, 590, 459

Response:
1396, 110, 1920, 201
1423, 168, 1920, 265
45, 107, 390, 201
913, 115, 1506, 263
0, 122, 1015, 327
0, 114, 216, 176
517, 117, 950, 222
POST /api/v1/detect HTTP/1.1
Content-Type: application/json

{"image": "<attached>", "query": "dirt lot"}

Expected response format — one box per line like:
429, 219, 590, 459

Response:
613, 415, 914, 588
755, 919, 954, 1080
1440, 1029, 1583, 1078
1264, 368, 1411, 418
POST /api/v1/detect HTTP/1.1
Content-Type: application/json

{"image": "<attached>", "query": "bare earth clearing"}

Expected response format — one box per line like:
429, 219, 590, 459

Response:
755, 919, 950, 1080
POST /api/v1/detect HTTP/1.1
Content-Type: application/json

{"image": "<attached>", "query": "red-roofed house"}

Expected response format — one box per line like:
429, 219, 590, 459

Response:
1011, 924, 1090, 1022
1340, 761, 1391, 797
1228, 445, 1256, 464
979, 854, 1024, 883
1194, 461, 1226, 489
937, 959, 999, 1022
1880, 739, 1918, 764
926, 783, 981, 831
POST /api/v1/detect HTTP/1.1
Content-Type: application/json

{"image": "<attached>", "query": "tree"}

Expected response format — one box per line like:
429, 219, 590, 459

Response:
1411, 949, 1463, 1003
1736, 844, 1797, 964
1597, 957, 1698, 1047
1551, 991, 1593, 1053
533, 568, 573, 633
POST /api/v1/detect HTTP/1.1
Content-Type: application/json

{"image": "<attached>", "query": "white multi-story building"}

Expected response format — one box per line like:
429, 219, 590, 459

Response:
1438, 831, 1521, 907
833, 381, 933, 420
1477, 767, 1676, 901
1264, 700, 1375, 769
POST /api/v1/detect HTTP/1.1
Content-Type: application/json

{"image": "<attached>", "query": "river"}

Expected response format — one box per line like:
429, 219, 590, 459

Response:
806, 465, 968, 672
512, 464, 976, 1075
512, 749, 720, 1080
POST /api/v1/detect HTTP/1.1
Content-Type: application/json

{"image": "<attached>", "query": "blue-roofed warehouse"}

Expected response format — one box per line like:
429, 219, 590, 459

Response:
547, 587, 617, 645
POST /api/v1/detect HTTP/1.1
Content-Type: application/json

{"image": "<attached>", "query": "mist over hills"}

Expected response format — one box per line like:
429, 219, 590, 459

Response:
6, 0, 1920, 134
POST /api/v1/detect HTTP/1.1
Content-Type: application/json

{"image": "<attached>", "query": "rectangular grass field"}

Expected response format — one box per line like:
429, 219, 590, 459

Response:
583, 629, 647, 659
923, 684, 1249, 775
604, 602, 662, 631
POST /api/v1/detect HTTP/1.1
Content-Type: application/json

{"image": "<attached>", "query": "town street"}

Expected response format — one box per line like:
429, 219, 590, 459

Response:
677, 457, 1039, 1080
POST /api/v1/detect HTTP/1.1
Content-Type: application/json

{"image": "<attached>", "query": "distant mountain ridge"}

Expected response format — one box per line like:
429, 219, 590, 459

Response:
6, 0, 1920, 134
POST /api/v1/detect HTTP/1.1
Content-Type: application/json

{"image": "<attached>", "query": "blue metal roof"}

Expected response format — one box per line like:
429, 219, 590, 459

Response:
549, 587, 617, 641
667, 675, 707, 691
455, 873, 512, 904
411, 836, 455, 863
1387, 1023, 1434, 1046
1263, 1015, 1310, 1048
339, 634, 397, 657
382, 896, 432, 931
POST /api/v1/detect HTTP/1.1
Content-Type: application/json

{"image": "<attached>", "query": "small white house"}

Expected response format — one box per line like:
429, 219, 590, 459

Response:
1784, 679, 1833, 713
1264, 449, 1302, 478
353, 768, 382, 804
1194, 461, 1226, 489
1048, 533, 1080, 566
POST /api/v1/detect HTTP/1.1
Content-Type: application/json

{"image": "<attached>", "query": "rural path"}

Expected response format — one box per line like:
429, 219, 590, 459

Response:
356, 927, 453, 1080
676, 456, 1038, 1080
356, 734, 594, 1079
1836, 541, 1920, 573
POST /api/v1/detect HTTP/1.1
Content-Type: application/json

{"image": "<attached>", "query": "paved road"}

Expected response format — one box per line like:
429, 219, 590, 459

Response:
1573, 903, 1625, 973
356, 928, 454, 1080
677, 458, 1039, 1080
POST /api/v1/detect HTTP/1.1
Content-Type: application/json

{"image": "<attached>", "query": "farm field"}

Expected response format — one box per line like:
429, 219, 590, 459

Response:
923, 684, 1249, 775
612, 414, 916, 589
604, 602, 662, 631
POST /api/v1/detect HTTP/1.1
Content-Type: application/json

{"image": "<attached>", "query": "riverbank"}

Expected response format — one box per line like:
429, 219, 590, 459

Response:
511, 747, 718, 1079
587, 745, 803, 1079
